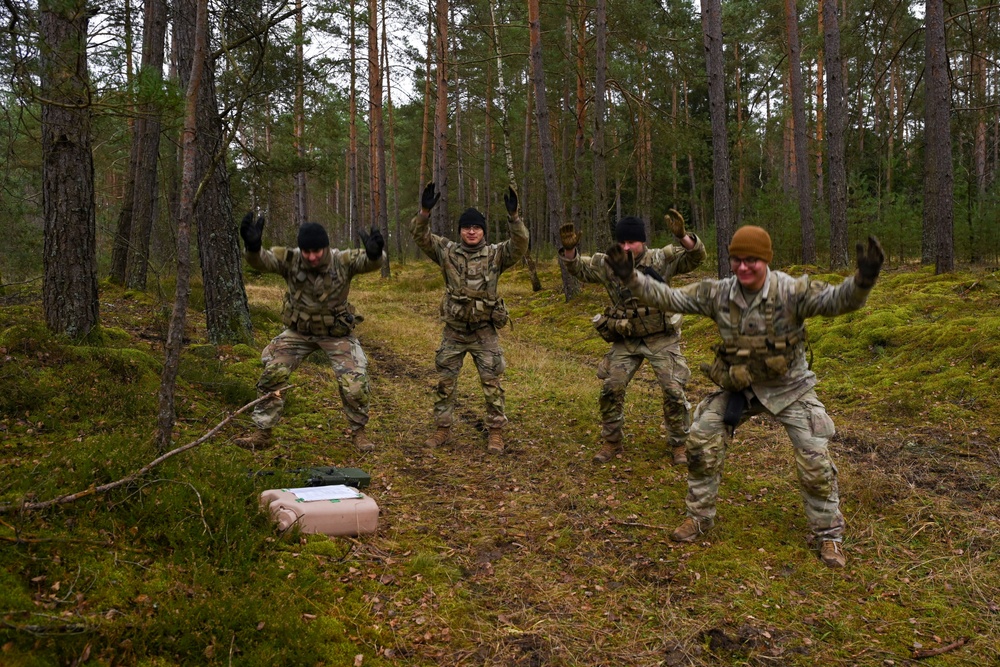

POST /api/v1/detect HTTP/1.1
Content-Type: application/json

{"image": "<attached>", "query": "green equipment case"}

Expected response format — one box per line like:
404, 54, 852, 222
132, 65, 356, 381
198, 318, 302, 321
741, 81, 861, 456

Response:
302, 466, 371, 489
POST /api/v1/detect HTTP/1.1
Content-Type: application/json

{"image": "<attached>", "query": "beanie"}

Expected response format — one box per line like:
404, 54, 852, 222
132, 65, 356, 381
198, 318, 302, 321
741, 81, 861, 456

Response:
297, 222, 330, 251
458, 208, 487, 231
728, 226, 773, 263
615, 216, 647, 243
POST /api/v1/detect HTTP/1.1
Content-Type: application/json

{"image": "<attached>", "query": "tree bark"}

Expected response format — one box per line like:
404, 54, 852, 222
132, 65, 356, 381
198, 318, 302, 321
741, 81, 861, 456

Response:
528, 0, 577, 300
923, 0, 954, 273
368, 0, 388, 276
784, 0, 815, 263
701, 0, 733, 277
823, 0, 848, 267
592, 0, 611, 248
40, 0, 98, 339
432, 0, 450, 235
294, 0, 307, 227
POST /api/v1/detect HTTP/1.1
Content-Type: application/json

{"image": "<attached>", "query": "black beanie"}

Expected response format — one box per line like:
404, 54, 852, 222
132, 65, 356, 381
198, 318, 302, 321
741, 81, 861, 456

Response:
458, 208, 487, 231
297, 222, 330, 250
615, 216, 647, 243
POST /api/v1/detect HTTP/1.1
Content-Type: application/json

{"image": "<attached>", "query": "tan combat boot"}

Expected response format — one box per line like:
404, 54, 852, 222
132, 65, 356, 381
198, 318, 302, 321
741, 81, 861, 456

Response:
670, 516, 713, 543
592, 440, 623, 464
671, 445, 688, 466
487, 429, 504, 454
352, 427, 375, 452
424, 427, 452, 448
819, 540, 846, 568
235, 428, 272, 451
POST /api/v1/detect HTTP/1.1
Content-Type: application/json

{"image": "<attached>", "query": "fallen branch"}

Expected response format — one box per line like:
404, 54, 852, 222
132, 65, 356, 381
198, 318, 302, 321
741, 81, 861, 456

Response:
0, 387, 293, 515
913, 637, 968, 659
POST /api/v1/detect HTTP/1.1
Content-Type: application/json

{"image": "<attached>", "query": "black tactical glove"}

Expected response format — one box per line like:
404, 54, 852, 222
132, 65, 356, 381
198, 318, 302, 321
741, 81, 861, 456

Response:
504, 186, 519, 217
358, 226, 384, 261
664, 208, 687, 239
421, 182, 440, 211
240, 211, 264, 253
605, 244, 636, 283
855, 235, 885, 288
559, 223, 580, 252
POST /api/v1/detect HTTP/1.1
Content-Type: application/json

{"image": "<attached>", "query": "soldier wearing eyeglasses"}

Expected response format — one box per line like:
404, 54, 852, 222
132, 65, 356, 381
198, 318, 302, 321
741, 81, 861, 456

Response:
603, 225, 885, 569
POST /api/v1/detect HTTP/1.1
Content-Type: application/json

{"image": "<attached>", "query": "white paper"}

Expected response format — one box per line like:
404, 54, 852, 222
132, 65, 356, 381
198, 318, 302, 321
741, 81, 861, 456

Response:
286, 485, 362, 501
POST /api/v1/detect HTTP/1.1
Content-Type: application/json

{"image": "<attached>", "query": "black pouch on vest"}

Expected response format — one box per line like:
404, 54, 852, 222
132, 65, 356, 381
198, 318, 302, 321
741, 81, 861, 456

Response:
723, 391, 748, 429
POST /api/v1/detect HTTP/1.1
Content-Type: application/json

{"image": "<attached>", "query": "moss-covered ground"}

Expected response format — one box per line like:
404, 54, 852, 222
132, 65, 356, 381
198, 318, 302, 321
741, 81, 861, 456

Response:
1, 258, 997, 665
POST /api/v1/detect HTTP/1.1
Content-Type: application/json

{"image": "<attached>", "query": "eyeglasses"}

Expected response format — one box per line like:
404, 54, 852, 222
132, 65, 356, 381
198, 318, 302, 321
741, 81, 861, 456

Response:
729, 256, 761, 268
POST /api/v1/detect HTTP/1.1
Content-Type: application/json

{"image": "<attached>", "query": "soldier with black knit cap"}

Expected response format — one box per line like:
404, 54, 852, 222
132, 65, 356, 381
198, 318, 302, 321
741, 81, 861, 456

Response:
236, 213, 386, 452
558, 211, 706, 466
410, 183, 529, 454
603, 224, 885, 568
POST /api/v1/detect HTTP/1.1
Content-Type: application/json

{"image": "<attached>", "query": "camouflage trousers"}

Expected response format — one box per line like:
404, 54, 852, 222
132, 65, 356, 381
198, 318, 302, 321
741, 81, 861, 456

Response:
596, 333, 692, 449
250, 329, 370, 431
684, 388, 845, 541
432, 324, 507, 430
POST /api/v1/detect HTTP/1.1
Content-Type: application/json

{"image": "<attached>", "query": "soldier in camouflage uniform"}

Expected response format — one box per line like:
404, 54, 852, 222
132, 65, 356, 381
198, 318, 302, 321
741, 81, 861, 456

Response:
558, 211, 706, 466
411, 183, 529, 454
236, 213, 385, 452
604, 225, 885, 568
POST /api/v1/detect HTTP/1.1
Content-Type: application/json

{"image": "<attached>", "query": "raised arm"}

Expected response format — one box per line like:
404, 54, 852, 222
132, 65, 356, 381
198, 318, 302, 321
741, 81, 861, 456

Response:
495, 187, 529, 271
557, 222, 609, 284
410, 182, 445, 264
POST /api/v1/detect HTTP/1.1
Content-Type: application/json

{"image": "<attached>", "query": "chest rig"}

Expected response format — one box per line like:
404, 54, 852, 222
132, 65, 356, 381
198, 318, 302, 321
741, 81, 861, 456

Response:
281, 250, 359, 337
441, 243, 508, 330
702, 275, 806, 391
594, 259, 673, 342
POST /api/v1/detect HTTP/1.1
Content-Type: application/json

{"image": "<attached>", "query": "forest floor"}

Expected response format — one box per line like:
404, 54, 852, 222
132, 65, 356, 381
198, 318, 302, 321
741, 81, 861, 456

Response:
1, 257, 999, 666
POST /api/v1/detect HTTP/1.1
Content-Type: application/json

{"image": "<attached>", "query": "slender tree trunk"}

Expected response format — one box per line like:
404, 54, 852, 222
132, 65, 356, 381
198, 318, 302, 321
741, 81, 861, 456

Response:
684, 79, 700, 232
368, 0, 388, 276
294, 0, 307, 226
701, 0, 733, 276
923, 0, 954, 272
824, 0, 848, 267
418, 7, 432, 190
40, 0, 98, 338
815, 0, 825, 205
432, 0, 450, 235
571, 3, 588, 228
528, 0, 576, 299
785, 0, 815, 262
349, 1, 359, 242
383, 2, 402, 260
592, 0, 610, 247
157, 0, 208, 450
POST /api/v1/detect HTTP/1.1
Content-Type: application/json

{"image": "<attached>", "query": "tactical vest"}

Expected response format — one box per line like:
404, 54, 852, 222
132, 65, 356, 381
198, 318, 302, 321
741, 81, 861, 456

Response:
280, 250, 360, 337
596, 264, 673, 340
440, 243, 509, 330
702, 274, 805, 391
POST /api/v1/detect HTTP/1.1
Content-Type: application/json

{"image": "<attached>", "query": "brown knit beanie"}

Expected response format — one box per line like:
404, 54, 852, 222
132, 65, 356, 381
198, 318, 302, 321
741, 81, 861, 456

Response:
728, 226, 773, 263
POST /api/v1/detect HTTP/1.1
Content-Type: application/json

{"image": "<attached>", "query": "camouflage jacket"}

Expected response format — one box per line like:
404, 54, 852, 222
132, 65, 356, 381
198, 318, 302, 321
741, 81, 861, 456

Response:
411, 211, 529, 331
246, 246, 384, 337
559, 236, 706, 338
627, 268, 872, 413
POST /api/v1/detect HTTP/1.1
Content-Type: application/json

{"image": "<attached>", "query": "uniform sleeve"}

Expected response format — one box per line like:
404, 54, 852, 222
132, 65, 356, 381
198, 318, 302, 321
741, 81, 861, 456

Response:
627, 271, 718, 318
495, 213, 530, 272
410, 211, 446, 265
245, 247, 290, 276
793, 274, 872, 320
340, 247, 384, 279
559, 250, 610, 285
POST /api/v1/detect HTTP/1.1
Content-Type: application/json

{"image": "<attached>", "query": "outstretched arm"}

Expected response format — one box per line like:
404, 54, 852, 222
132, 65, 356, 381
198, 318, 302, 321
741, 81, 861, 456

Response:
496, 187, 529, 270
410, 182, 445, 264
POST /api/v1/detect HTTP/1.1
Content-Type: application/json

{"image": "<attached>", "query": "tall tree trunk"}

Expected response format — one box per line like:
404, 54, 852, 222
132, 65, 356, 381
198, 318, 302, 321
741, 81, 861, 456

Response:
40, 0, 98, 338
368, 0, 388, 276
418, 7, 432, 190
293, 0, 307, 226
528, 0, 577, 300
734, 40, 744, 225
823, 0, 848, 267
383, 1, 402, 259
701, 0, 733, 276
571, 3, 588, 228
785, 0, 815, 262
349, 0, 359, 242
432, 0, 450, 235
923, 0, 954, 272
684, 79, 701, 232
157, 0, 208, 451
592, 0, 610, 247
815, 0, 825, 205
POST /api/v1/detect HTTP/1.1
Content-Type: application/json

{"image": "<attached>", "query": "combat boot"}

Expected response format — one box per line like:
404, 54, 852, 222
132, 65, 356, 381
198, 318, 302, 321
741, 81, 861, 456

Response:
671, 445, 688, 466
352, 427, 375, 452
487, 429, 504, 454
235, 428, 272, 451
670, 516, 713, 543
424, 427, 452, 448
819, 540, 846, 568
592, 440, 623, 464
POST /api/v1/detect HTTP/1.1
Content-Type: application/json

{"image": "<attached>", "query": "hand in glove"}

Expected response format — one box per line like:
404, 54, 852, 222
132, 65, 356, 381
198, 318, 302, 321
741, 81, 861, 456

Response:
855, 235, 885, 288
504, 186, 519, 217
664, 208, 687, 240
604, 244, 636, 283
421, 182, 440, 212
240, 211, 264, 253
559, 223, 580, 252
359, 226, 385, 261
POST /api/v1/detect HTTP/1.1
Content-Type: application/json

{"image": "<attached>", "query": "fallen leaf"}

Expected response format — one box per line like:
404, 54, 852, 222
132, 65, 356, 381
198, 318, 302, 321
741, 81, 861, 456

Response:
353, 655, 363, 667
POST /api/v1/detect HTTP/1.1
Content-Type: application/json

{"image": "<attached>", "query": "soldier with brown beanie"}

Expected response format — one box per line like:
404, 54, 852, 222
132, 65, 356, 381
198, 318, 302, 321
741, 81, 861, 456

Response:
411, 183, 528, 454
603, 225, 885, 568
558, 211, 706, 465
236, 213, 385, 452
